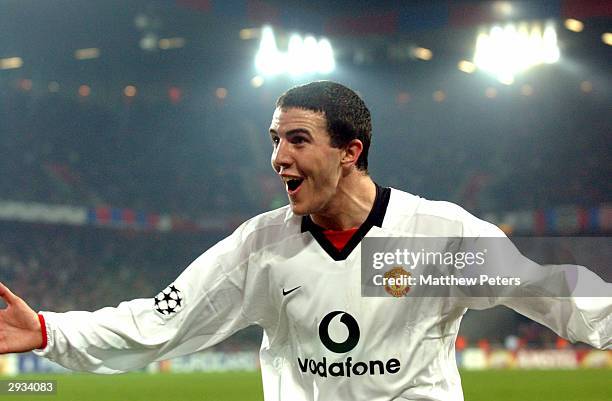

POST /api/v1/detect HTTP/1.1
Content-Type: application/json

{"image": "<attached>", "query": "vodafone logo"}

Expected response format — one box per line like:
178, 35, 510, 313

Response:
297, 310, 401, 377
318, 311, 360, 353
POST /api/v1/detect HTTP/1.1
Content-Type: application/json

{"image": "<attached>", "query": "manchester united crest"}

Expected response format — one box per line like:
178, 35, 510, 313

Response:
383, 267, 411, 297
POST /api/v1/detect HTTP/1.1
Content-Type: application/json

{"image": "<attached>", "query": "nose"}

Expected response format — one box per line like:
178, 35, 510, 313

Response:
271, 139, 292, 173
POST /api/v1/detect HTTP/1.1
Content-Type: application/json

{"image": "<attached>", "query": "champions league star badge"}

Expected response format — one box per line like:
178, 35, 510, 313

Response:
154, 284, 184, 317
384, 267, 411, 297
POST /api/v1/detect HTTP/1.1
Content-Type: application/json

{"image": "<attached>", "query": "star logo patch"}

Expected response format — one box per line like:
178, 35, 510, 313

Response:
154, 284, 184, 318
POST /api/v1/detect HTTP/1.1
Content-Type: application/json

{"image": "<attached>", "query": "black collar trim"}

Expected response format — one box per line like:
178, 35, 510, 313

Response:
301, 184, 391, 261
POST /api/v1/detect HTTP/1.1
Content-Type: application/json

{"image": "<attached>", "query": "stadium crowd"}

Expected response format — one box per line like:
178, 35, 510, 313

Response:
1, 77, 609, 220
0, 221, 220, 312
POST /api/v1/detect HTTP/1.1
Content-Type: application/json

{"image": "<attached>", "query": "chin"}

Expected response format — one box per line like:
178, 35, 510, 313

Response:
289, 203, 309, 216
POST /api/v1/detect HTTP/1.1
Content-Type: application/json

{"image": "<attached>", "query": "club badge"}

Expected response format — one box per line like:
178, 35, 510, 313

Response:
383, 267, 411, 297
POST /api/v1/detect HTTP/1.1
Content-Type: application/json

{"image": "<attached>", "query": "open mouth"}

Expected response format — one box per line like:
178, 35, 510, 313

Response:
286, 178, 304, 194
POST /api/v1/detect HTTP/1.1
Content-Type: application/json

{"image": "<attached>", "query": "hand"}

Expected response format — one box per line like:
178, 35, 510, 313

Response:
0, 282, 43, 353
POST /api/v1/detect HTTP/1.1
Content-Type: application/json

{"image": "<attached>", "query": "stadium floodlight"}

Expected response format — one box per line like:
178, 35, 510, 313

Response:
74, 48, 100, 60
158, 37, 186, 50
412, 47, 433, 61
140, 33, 158, 51
542, 25, 560, 64
302, 36, 321, 74
255, 26, 335, 77
564, 18, 584, 32
0, 57, 23, 70
251, 75, 264, 88
473, 22, 560, 83
255, 26, 285, 76
124, 85, 137, 97
457, 60, 476, 74
286, 34, 305, 76
317, 39, 335, 74
240, 28, 259, 40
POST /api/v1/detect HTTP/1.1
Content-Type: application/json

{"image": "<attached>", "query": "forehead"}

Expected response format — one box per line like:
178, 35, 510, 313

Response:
269, 107, 327, 133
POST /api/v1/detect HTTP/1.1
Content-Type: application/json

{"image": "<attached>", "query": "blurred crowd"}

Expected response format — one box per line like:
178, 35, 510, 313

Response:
457, 317, 592, 352
0, 88, 265, 217
1, 79, 609, 221
0, 221, 220, 312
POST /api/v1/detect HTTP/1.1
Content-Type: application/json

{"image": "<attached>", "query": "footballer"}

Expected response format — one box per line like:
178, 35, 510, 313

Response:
0, 81, 610, 400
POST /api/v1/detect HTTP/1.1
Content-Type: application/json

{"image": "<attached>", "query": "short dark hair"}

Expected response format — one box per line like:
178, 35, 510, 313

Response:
276, 81, 372, 171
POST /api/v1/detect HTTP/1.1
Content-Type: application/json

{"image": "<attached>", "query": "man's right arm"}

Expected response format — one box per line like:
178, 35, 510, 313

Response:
2, 221, 272, 373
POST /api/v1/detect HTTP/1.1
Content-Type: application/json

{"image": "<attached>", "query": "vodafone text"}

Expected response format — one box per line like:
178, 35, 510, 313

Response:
297, 357, 401, 377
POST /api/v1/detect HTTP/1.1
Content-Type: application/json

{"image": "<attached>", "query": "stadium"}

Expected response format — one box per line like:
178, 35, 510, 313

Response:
0, 0, 610, 400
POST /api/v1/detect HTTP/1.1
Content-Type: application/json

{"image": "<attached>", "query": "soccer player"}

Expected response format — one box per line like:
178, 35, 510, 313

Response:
0, 81, 610, 400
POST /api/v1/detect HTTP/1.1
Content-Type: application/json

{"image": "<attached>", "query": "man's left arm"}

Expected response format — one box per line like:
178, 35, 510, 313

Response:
457, 215, 612, 350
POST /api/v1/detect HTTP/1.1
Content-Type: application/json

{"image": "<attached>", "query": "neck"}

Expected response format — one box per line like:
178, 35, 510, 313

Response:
310, 173, 376, 230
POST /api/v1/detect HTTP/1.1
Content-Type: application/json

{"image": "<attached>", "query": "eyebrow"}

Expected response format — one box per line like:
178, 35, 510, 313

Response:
269, 128, 312, 138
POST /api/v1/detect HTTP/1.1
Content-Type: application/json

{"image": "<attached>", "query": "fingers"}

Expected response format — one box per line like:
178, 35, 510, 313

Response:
0, 281, 15, 305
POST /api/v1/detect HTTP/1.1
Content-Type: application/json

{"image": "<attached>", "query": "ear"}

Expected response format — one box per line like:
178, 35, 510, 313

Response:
341, 139, 363, 169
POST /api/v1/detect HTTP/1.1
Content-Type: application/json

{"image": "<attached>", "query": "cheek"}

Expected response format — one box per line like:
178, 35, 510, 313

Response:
270, 150, 279, 172
323, 152, 343, 178
312, 157, 342, 188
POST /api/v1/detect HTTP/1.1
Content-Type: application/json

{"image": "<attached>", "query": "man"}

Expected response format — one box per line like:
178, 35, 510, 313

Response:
0, 81, 610, 400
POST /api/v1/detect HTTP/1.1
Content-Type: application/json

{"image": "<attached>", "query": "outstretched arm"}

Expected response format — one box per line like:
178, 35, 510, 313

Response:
30, 219, 274, 374
0, 281, 44, 353
454, 222, 612, 350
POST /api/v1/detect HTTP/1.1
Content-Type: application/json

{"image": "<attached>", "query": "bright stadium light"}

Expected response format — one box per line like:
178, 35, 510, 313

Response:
158, 37, 185, 50
74, 48, 100, 60
302, 36, 320, 74
240, 28, 259, 40
564, 18, 584, 32
473, 22, 560, 83
317, 39, 335, 74
0, 57, 23, 70
255, 26, 285, 76
542, 24, 560, 63
412, 47, 433, 61
251, 75, 264, 88
457, 60, 476, 74
255, 26, 335, 77
286, 34, 305, 76
124, 85, 137, 97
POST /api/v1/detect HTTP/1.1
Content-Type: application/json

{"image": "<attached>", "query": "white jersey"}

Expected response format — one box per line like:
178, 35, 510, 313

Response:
36, 186, 612, 401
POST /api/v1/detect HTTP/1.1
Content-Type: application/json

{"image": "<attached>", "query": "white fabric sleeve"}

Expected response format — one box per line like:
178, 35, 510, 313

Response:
457, 217, 612, 350
33, 221, 272, 373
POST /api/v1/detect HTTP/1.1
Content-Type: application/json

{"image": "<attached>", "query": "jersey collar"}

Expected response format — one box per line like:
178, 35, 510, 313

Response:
301, 184, 391, 261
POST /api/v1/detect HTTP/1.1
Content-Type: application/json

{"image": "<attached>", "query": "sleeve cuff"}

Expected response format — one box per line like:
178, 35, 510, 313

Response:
36, 313, 48, 350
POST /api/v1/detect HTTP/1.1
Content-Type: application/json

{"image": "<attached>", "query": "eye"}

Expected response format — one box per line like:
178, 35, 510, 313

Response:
290, 136, 306, 144
271, 136, 280, 145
